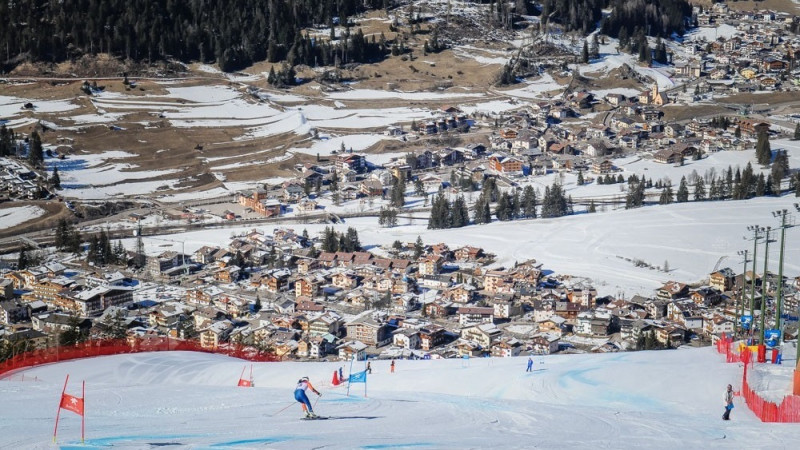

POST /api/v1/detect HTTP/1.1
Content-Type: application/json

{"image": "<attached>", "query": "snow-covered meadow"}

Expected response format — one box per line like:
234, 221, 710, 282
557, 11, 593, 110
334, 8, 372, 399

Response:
0, 205, 47, 229
2, 346, 799, 449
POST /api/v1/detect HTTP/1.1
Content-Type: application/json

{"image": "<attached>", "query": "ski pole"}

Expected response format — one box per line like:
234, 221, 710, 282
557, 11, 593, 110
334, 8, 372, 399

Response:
313, 395, 320, 409
269, 401, 296, 417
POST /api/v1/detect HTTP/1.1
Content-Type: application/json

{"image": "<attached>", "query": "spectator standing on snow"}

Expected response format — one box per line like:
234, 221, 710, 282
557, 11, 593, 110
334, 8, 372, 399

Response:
390, 359, 395, 373
723, 384, 734, 420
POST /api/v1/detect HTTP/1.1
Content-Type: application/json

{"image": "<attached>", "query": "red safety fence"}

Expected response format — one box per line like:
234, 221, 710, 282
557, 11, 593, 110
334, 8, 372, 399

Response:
0, 337, 278, 379
716, 333, 800, 422
741, 364, 800, 423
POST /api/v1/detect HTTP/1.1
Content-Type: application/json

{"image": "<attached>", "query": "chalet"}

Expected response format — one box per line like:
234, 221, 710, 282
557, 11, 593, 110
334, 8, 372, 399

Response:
737, 119, 770, 136
657, 281, 689, 301
281, 182, 305, 203
460, 323, 502, 347
392, 328, 421, 349
653, 149, 683, 164
457, 306, 494, 326
337, 340, 368, 361
531, 333, 560, 354
710, 268, 736, 292
237, 190, 282, 218
309, 313, 342, 337
605, 93, 626, 106
492, 298, 521, 319
423, 300, 453, 319
592, 159, 614, 174
418, 255, 444, 276
691, 287, 722, 307
491, 338, 523, 357
359, 179, 384, 197
199, 320, 234, 349
333, 153, 366, 173
488, 154, 524, 174
345, 315, 393, 346
454, 246, 484, 261
419, 325, 447, 350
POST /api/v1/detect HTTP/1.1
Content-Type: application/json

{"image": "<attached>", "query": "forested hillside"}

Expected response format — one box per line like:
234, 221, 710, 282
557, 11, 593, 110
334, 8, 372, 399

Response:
0, 0, 692, 73
0, 0, 390, 72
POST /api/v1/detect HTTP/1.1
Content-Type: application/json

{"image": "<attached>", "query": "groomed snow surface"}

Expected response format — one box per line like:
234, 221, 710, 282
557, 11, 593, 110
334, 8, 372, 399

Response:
3, 347, 799, 449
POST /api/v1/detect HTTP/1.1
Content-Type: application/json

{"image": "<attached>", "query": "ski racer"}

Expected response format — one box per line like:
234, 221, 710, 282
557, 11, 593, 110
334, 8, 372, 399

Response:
294, 376, 321, 418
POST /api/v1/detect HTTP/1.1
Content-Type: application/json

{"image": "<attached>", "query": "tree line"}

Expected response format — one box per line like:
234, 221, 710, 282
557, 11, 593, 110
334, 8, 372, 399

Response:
0, 0, 392, 72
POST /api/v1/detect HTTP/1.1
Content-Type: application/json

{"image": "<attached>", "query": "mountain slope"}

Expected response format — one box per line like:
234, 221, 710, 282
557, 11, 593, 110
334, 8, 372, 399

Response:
2, 347, 799, 449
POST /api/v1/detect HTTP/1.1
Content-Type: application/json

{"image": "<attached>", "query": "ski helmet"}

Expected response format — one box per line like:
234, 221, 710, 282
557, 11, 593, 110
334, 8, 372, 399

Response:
300, 376, 309, 382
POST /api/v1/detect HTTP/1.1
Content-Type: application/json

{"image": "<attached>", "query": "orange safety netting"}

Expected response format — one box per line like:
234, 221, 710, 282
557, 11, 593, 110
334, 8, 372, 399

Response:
0, 337, 278, 378
716, 333, 800, 422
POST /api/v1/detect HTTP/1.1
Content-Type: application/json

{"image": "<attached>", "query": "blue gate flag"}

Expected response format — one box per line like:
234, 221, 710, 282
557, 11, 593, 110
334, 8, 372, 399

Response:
348, 370, 367, 384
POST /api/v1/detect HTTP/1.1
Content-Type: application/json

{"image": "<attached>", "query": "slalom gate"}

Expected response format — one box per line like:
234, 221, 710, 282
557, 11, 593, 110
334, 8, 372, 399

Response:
715, 334, 800, 422
0, 337, 279, 379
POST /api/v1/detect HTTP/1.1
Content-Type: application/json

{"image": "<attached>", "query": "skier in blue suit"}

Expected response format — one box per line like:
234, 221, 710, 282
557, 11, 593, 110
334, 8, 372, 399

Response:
294, 377, 321, 418
526, 357, 533, 372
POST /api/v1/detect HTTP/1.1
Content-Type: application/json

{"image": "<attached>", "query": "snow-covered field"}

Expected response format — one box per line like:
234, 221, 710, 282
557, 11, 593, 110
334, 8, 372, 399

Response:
2, 346, 799, 449
0, 205, 47, 228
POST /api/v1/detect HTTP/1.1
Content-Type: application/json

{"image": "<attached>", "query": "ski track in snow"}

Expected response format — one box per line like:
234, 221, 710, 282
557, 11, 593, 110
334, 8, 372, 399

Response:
2, 348, 799, 449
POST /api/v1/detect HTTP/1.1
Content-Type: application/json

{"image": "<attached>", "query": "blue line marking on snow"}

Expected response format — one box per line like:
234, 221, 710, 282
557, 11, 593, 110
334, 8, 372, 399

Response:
558, 368, 600, 387
61, 433, 206, 448
206, 435, 296, 447
361, 443, 434, 449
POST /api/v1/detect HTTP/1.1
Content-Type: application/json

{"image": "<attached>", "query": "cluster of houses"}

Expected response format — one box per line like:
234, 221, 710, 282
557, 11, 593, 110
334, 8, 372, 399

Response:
685, 4, 800, 92
0, 158, 40, 202
4, 226, 799, 360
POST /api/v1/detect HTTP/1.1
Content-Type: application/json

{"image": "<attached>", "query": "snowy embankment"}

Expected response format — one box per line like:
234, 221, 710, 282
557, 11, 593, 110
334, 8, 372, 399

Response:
0, 205, 47, 228
2, 347, 799, 448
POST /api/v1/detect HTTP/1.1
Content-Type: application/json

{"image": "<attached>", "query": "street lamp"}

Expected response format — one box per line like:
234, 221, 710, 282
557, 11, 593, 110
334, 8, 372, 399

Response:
771, 209, 794, 343
736, 249, 750, 337
758, 226, 772, 351
745, 225, 764, 338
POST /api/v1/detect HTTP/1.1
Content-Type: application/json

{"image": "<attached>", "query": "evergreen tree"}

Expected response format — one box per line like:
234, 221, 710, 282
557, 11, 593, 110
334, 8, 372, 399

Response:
391, 174, 406, 208
794, 123, 800, 141
590, 34, 600, 59
450, 195, 469, 227
676, 177, 689, 202
659, 186, 673, 204
495, 192, 512, 221
28, 131, 43, 167
693, 177, 706, 201
17, 246, 29, 270
521, 185, 537, 218
582, 41, 589, 63
414, 236, 425, 259
588, 199, 596, 213
755, 130, 772, 166
50, 167, 61, 189
134, 223, 145, 268
577, 170, 585, 186
755, 173, 766, 197
344, 227, 361, 251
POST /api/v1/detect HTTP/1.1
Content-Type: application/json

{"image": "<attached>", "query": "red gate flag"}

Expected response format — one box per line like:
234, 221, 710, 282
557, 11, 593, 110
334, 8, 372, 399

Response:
237, 364, 254, 387
60, 393, 85, 416
53, 374, 85, 444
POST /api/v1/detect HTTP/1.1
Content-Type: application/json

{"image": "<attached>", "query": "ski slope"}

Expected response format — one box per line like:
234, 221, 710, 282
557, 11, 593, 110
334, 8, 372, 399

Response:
2, 347, 799, 449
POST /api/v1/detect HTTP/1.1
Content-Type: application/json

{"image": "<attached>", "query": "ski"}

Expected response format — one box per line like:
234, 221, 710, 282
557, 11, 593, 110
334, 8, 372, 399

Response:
301, 416, 328, 420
